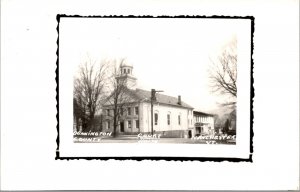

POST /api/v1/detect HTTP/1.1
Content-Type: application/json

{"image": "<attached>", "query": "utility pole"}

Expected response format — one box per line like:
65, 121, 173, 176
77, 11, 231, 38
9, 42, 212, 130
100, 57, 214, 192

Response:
151, 89, 163, 135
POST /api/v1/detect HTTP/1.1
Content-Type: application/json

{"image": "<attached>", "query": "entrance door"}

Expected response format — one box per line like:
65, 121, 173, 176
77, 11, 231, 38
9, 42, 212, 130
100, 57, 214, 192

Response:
188, 130, 192, 138
120, 121, 124, 132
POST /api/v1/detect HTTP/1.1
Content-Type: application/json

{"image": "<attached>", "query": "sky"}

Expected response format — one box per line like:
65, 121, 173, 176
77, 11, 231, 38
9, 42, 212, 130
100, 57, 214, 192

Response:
60, 17, 247, 112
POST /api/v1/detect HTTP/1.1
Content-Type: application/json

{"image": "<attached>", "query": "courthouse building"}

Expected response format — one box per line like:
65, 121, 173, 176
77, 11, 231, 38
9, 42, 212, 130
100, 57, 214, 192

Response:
102, 62, 195, 138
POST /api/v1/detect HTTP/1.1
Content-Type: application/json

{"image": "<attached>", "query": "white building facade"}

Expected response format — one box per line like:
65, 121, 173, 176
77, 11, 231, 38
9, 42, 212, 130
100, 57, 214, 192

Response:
193, 111, 215, 136
102, 89, 194, 138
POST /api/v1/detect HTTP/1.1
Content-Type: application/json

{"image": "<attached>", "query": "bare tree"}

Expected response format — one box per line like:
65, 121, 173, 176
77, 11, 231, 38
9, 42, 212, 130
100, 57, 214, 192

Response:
73, 58, 107, 132
208, 38, 237, 135
209, 38, 237, 99
104, 58, 136, 137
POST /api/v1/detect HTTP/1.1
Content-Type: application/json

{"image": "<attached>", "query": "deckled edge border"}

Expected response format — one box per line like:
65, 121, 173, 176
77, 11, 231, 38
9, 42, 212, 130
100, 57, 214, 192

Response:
55, 15, 255, 162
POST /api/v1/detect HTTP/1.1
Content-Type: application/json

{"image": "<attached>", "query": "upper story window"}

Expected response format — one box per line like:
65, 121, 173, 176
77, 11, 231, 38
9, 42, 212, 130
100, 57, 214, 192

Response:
178, 115, 181, 125
135, 107, 139, 115
106, 109, 110, 116
120, 108, 124, 116
127, 107, 131, 115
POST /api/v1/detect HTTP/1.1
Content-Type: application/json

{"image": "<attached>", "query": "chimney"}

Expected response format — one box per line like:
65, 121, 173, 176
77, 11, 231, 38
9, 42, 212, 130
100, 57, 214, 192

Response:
178, 95, 181, 105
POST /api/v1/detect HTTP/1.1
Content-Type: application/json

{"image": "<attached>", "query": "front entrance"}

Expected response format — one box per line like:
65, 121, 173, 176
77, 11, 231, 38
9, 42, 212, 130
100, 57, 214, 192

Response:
120, 121, 124, 132
188, 130, 192, 138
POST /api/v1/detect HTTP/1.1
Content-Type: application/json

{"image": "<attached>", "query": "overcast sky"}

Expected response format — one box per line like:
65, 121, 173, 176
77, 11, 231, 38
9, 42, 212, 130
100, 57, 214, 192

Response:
60, 17, 247, 112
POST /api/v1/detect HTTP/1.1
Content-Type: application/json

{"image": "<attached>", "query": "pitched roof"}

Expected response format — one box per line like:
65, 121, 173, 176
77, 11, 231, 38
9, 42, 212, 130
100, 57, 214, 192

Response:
131, 88, 193, 109
193, 110, 215, 117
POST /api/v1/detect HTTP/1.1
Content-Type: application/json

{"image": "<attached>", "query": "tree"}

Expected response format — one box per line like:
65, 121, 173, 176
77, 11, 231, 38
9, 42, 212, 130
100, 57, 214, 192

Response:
209, 37, 237, 99
104, 58, 136, 137
73, 58, 107, 132
223, 119, 231, 134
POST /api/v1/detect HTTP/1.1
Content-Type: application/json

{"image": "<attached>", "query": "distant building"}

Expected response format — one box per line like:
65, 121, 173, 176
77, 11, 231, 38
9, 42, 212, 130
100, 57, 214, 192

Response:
193, 111, 215, 136
102, 63, 194, 138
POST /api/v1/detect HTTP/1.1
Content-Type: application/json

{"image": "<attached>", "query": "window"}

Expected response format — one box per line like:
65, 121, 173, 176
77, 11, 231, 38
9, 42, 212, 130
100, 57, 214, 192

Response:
154, 113, 158, 125
127, 107, 131, 115
178, 115, 181, 125
135, 107, 139, 115
167, 114, 170, 125
123, 69, 126, 74
107, 121, 110, 129
127, 69, 130, 74
128, 120, 132, 128
106, 109, 110, 116
120, 108, 123, 116
136, 120, 139, 129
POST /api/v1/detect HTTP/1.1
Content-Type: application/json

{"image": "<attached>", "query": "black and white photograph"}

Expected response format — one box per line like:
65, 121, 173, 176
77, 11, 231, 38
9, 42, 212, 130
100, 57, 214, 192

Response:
1, 0, 299, 190
58, 16, 253, 159
71, 18, 240, 144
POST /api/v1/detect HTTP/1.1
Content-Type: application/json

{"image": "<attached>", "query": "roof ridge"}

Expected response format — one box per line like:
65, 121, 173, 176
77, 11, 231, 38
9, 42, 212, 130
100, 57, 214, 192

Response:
135, 88, 193, 109
136, 88, 179, 99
